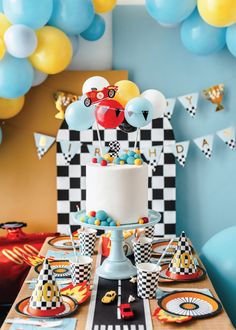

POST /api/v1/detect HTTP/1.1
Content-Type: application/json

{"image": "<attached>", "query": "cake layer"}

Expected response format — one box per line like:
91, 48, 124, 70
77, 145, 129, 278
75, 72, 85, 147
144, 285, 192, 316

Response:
86, 163, 148, 224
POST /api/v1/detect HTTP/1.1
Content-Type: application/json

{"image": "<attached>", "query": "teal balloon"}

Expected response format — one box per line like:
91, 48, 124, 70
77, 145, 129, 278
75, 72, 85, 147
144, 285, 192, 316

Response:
0, 127, 2, 145
0, 54, 33, 99
181, 10, 226, 56
49, 0, 94, 35
2, 0, 53, 29
125, 97, 154, 128
201, 226, 236, 327
226, 24, 236, 57
81, 14, 105, 41
146, 0, 196, 25
65, 100, 95, 131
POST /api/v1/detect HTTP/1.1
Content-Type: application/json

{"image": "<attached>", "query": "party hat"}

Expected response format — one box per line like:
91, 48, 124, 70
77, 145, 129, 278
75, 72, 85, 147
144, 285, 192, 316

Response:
28, 259, 65, 317
166, 232, 198, 280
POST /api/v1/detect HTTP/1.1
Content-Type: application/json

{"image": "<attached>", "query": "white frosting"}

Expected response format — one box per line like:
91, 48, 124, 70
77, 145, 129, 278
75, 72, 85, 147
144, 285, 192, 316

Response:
86, 163, 148, 224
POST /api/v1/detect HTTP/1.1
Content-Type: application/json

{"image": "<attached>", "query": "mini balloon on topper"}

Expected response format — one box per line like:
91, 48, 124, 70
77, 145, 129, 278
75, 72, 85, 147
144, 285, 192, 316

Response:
141, 89, 166, 119
119, 118, 137, 133
125, 97, 154, 128
114, 80, 140, 107
82, 76, 109, 95
65, 99, 95, 131
95, 99, 124, 129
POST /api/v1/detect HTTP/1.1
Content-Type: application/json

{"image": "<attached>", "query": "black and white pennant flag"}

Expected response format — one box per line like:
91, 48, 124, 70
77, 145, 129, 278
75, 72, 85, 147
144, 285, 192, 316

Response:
59, 141, 82, 164
178, 93, 199, 118
34, 133, 55, 160
172, 141, 190, 167
142, 146, 163, 171
164, 98, 176, 120
194, 135, 214, 159
217, 127, 235, 150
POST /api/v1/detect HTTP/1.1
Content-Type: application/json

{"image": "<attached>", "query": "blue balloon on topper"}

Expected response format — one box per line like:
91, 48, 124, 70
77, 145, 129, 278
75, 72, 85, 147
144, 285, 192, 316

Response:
181, 10, 226, 56
125, 97, 154, 128
226, 24, 236, 57
146, 0, 196, 25
2, 0, 53, 29
49, 0, 94, 35
81, 14, 105, 41
0, 127, 2, 145
65, 100, 95, 132
0, 54, 33, 99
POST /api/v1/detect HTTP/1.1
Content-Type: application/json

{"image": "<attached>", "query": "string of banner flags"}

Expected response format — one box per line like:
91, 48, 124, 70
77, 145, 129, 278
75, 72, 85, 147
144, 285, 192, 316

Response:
34, 125, 235, 168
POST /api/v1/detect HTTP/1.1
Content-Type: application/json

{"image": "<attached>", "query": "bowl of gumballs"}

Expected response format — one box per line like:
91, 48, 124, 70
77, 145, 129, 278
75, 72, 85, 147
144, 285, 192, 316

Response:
80, 210, 119, 227
91, 149, 143, 167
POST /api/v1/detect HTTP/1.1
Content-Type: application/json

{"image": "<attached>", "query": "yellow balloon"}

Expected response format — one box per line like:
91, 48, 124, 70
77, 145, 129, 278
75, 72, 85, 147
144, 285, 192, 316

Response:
0, 96, 25, 119
93, 0, 116, 13
0, 38, 5, 60
29, 26, 72, 75
114, 80, 140, 107
0, 13, 11, 38
198, 0, 236, 27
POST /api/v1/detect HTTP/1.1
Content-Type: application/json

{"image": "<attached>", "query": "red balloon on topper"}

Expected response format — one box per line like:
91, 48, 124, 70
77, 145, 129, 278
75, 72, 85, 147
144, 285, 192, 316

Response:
95, 99, 124, 129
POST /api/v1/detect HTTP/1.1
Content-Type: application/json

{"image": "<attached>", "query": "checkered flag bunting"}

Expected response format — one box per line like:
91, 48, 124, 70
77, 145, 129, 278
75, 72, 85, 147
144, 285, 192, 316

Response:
34, 133, 55, 160
178, 93, 199, 118
37, 147, 45, 160
202, 147, 212, 159
226, 139, 235, 150
194, 135, 214, 160
164, 98, 176, 121
177, 155, 186, 167
56, 117, 176, 238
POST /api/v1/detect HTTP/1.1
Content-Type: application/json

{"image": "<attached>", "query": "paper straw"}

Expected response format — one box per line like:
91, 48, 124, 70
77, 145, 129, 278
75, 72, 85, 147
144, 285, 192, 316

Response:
134, 128, 140, 150
96, 121, 103, 157
69, 228, 78, 264
157, 238, 174, 266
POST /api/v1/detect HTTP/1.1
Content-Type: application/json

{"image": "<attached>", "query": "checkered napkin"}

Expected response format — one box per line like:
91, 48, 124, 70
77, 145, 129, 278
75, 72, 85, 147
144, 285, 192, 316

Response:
9, 318, 77, 330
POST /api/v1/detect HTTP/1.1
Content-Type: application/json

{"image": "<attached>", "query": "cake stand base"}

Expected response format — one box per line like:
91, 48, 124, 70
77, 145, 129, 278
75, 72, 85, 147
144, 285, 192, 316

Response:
74, 210, 161, 280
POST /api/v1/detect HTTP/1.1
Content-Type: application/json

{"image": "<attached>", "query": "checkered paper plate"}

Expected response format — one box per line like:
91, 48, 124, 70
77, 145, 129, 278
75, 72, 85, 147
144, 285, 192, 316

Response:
48, 236, 80, 250
159, 263, 206, 282
35, 260, 71, 279
15, 295, 78, 318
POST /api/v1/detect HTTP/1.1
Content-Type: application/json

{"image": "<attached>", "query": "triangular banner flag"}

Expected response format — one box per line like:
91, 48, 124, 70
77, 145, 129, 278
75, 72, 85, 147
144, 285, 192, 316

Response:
202, 84, 224, 112
217, 127, 235, 150
178, 93, 199, 118
142, 146, 163, 171
142, 110, 149, 121
194, 134, 214, 159
87, 144, 109, 158
164, 98, 176, 120
34, 133, 55, 160
59, 141, 82, 164
115, 108, 121, 118
172, 141, 190, 167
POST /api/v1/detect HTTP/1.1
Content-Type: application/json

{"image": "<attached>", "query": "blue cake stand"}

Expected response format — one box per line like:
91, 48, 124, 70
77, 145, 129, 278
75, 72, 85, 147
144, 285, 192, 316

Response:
74, 210, 161, 280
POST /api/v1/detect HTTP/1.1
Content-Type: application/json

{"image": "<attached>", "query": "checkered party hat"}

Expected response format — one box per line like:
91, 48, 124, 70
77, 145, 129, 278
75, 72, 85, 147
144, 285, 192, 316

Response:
166, 232, 198, 280
28, 259, 65, 317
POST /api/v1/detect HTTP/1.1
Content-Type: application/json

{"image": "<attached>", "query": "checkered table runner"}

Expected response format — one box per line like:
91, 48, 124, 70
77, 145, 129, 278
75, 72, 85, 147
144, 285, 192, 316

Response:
56, 117, 176, 238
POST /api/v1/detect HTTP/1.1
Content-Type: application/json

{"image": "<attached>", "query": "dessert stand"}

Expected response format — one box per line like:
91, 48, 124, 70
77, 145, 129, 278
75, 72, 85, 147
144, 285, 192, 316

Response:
74, 210, 161, 280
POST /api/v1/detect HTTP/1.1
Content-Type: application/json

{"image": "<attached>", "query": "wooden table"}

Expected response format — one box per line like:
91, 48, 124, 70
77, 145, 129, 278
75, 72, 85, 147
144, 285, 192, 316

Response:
1, 238, 233, 330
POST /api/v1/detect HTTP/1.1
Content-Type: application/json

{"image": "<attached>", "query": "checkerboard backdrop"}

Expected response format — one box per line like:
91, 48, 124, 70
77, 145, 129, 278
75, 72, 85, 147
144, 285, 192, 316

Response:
56, 117, 176, 238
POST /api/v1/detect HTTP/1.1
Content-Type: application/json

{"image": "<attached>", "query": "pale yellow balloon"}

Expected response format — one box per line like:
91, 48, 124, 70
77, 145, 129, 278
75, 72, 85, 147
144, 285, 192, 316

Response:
0, 96, 25, 119
198, 0, 236, 27
114, 80, 140, 107
0, 38, 5, 60
0, 13, 11, 38
93, 0, 116, 13
29, 26, 72, 75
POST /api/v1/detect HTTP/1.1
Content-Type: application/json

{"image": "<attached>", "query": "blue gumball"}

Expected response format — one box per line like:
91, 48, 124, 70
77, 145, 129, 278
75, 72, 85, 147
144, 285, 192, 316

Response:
3, 0, 53, 29
65, 100, 95, 132
146, 0, 196, 25
81, 14, 105, 41
96, 210, 107, 221
0, 54, 33, 99
114, 157, 121, 164
127, 157, 135, 165
181, 10, 226, 56
120, 154, 128, 161
49, 0, 94, 35
226, 24, 236, 57
125, 97, 154, 128
88, 217, 96, 225
0, 127, 2, 145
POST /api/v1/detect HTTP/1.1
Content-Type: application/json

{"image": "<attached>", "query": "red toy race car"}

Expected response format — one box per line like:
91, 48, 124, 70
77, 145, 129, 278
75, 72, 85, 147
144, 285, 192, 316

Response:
84, 85, 118, 107
119, 303, 134, 319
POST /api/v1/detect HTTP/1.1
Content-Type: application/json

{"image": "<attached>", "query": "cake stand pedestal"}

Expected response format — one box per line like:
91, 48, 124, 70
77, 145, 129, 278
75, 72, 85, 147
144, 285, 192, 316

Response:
74, 210, 161, 280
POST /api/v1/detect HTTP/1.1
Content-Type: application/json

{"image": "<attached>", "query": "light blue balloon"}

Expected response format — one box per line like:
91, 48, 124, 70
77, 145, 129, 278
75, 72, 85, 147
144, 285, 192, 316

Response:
146, 0, 196, 25
65, 100, 95, 131
49, 0, 94, 35
68, 35, 79, 56
125, 97, 154, 128
226, 24, 236, 57
0, 0, 3, 12
3, 0, 53, 29
181, 10, 226, 56
0, 54, 33, 99
81, 14, 105, 41
0, 127, 2, 145
201, 226, 236, 327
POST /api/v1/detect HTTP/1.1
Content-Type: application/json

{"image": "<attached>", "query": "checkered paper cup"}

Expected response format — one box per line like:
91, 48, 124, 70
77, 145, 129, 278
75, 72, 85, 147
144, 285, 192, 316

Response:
132, 236, 152, 265
70, 256, 93, 285
144, 225, 155, 241
78, 228, 97, 256
137, 263, 161, 299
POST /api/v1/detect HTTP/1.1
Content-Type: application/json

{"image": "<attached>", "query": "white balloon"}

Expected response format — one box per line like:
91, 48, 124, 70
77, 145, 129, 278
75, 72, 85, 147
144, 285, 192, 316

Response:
82, 76, 109, 94
4, 24, 37, 58
141, 89, 166, 119
32, 68, 48, 87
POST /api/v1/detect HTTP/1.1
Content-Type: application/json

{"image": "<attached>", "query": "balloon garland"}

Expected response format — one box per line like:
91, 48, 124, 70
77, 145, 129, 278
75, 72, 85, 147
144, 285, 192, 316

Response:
146, 0, 236, 58
0, 0, 117, 122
